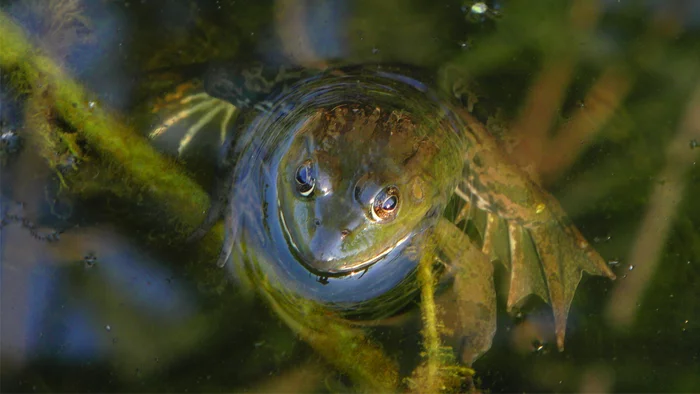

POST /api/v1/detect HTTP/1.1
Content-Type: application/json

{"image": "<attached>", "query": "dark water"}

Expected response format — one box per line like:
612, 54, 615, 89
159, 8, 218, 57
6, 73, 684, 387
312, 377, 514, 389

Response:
1, 0, 699, 392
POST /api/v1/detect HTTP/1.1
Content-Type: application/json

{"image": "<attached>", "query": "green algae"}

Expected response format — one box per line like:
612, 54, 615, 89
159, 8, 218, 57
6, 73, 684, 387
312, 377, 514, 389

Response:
0, 11, 209, 237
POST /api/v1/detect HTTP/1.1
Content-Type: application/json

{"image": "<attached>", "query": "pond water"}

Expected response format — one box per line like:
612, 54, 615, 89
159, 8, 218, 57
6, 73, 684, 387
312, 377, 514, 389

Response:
1, 0, 699, 392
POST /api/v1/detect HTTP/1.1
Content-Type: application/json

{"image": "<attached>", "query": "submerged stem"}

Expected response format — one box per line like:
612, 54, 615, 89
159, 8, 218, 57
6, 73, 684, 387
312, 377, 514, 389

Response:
0, 11, 210, 238
0, 11, 227, 291
257, 273, 400, 393
409, 235, 476, 393
417, 248, 441, 391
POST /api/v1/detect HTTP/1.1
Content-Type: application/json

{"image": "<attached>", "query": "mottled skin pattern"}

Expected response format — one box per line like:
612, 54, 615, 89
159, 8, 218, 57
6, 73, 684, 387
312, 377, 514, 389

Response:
189, 62, 614, 358
277, 104, 456, 275
454, 107, 615, 349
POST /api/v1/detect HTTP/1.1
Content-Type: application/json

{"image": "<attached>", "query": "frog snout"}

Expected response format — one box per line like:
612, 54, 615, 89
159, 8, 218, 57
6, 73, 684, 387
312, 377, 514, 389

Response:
305, 196, 365, 272
313, 219, 350, 238
308, 225, 350, 262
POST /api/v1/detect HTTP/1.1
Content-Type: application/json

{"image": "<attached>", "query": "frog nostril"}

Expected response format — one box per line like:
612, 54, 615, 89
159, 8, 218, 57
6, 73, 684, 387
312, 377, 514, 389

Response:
340, 229, 350, 239
314, 219, 321, 227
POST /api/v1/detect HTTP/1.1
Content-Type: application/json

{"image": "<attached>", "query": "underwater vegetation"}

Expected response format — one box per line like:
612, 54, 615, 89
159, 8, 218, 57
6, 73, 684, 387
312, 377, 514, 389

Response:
1, 0, 699, 392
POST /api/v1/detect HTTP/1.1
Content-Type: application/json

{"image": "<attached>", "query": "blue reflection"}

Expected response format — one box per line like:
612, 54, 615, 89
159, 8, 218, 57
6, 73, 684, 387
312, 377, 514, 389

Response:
304, 1, 348, 59
54, 306, 103, 360
98, 247, 196, 320
5, 0, 130, 109
25, 266, 61, 358
25, 265, 105, 361
19, 227, 197, 363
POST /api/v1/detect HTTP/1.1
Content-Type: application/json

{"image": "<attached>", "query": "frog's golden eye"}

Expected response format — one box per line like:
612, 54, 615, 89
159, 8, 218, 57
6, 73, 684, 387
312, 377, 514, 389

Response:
371, 186, 399, 222
295, 160, 315, 197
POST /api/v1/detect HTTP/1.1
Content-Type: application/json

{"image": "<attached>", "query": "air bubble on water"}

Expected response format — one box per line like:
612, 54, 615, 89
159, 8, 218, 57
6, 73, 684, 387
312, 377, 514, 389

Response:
105, 324, 111, 332
628, 265, 635, 271
532, 339, 548, 354
88, 101, 97, 110
371, 47, 379, 54
608, 259, 620, 266
471, 2, 488, 14
690, 139, 698, 149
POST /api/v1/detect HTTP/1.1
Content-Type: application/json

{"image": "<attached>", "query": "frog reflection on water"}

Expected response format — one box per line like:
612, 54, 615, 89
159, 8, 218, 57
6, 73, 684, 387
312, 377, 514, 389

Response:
153, 63, 615, 371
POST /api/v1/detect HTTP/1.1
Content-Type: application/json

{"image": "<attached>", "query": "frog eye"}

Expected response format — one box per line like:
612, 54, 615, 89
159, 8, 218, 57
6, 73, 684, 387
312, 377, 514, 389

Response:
371, 186, 399, 222
295, 160, 315, 197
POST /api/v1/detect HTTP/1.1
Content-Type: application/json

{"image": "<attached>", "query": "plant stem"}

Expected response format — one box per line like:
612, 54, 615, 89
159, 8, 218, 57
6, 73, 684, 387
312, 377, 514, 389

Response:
417, 247, 441, 392
0, 11, 210, 238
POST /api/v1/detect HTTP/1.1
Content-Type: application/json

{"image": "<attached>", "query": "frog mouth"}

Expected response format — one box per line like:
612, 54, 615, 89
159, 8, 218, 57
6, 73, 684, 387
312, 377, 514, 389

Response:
279, 209, 409, 277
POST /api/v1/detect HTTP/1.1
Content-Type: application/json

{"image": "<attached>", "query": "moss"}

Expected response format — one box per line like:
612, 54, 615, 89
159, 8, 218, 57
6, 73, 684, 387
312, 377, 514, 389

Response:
257, 273, 400, 393
1, 10, 231, 294
1, 11, 210, 238
405, 247, 475, 393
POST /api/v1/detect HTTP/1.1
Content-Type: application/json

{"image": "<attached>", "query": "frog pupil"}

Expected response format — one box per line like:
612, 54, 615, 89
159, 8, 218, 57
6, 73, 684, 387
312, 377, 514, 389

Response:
371, 187, 399, 221
295, 166, 310, 184
382, 196, 397, 211
295, 162, 315, 196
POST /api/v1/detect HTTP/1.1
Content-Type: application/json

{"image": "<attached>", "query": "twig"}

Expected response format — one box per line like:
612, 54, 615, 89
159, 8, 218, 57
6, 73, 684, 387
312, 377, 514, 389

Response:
605, 81, 700, 329
509, 0, 602, 182
539, 65, 632, 183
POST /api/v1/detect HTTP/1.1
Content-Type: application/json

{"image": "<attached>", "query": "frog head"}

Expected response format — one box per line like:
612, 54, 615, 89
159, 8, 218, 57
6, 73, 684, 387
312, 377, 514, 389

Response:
277, 104, 447, 276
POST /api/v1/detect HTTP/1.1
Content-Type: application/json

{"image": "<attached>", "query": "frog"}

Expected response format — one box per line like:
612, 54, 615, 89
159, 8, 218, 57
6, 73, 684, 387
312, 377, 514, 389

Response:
150, 60, 615, 387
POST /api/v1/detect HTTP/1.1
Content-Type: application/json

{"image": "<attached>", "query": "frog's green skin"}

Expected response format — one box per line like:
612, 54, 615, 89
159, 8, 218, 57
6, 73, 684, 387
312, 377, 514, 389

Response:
276, 103, 465, 275
453, 104, 616, 349
187, 61, 614, 360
